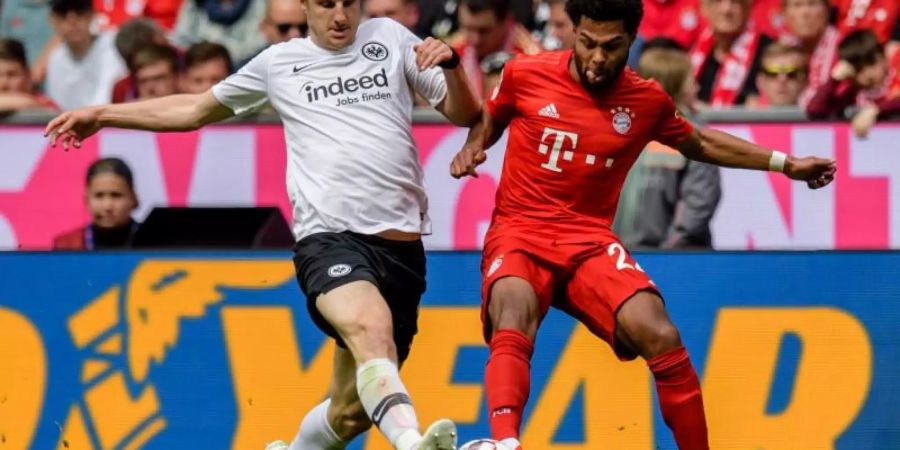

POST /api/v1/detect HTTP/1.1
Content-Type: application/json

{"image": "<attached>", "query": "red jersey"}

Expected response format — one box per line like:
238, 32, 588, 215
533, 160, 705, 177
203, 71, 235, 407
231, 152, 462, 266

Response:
486, 50, 694, 238
835, 0, 898, 43
750, 0, 785, 38
639, 0, 704, 50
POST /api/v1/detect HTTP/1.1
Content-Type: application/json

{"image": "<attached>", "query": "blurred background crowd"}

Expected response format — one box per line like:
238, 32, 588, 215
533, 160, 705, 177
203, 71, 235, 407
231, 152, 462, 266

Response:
0, 0, 897, 125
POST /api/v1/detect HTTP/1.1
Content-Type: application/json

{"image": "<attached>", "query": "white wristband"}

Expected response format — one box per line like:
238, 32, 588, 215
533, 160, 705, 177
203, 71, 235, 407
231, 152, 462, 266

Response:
769, 151, 787, 173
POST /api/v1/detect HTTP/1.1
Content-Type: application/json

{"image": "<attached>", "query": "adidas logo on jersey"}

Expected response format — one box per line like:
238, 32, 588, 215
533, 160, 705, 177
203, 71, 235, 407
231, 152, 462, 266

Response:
538, 103, 560, 119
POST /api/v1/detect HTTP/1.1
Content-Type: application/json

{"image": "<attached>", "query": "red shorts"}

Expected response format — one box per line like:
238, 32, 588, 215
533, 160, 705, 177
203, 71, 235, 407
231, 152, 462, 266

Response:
481, 227, 660, 360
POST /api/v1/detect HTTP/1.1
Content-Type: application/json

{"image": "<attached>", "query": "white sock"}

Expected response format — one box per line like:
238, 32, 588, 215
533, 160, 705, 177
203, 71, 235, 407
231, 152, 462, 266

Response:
289, 399, 347, 450
500, 438, 522, 449
356, 358, 422, 450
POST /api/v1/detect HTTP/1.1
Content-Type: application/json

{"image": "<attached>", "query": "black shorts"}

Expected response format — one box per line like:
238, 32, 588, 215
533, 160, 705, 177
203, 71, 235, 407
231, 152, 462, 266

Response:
292, 231, 426, 362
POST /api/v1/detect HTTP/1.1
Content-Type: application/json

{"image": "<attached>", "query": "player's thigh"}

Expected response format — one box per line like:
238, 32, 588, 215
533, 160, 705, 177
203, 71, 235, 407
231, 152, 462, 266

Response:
316, 280, 397, 362
327, 345, 372, 438
483, 249, 555, 341
294, 232, 398, 362
563, 242, 661, 360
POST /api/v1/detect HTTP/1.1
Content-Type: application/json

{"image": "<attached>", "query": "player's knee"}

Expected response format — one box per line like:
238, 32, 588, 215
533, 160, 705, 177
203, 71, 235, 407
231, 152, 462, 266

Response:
642, 322, 682, 359
342, 316, 395, 359
329, 400, 372, 439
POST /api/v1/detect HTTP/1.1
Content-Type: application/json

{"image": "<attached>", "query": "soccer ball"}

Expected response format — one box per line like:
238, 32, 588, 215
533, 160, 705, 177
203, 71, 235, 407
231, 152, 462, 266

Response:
459, 439, 513, 450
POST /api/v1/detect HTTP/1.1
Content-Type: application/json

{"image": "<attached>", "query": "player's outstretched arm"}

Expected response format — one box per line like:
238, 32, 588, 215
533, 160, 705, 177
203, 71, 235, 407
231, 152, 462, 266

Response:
450, 107, 509, 179
414, 37, 480, 126
44, 91, 234, 150
676, 128, 837, 189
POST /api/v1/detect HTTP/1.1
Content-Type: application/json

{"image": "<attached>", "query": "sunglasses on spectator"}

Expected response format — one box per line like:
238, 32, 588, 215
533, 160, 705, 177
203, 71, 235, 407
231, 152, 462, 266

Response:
761, 65, 806, 80
275, 22, 308, 35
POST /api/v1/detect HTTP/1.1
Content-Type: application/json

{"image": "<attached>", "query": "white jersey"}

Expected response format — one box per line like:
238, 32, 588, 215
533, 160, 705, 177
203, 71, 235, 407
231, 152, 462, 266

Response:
212, 18, 448, 240
46, 32, 126, 110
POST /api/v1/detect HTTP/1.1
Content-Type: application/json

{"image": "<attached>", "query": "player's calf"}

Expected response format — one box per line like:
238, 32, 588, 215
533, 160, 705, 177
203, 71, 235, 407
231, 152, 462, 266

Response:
484, 277, 542, 445
616, 291, 708, 450
327, 396, 372, 440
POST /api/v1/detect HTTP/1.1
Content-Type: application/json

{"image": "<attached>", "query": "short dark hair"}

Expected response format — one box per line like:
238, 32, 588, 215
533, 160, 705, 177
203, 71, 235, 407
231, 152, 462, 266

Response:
50, 0, 93, 16
565, 0, 644, 36
184, 41, 233, 73
0, 38, 28, 69
838, 30, 885, 71
86, 158, 135, 190
129, 43, 180, 73
459, 0, 512, 20
115, 18, 163, 61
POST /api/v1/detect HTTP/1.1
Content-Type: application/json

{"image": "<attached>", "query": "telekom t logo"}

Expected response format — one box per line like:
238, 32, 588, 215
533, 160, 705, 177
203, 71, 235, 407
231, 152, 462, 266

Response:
538, 127, 611, 172
538, 127, 578, 172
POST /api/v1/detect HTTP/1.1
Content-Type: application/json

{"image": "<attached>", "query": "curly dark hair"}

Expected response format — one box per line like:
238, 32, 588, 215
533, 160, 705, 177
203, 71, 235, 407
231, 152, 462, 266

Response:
565, 0, 644, 36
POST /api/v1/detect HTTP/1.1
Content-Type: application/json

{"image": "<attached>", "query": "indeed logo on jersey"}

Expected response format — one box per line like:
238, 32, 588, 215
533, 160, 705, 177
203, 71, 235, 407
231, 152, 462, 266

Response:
300, 68, 392, 107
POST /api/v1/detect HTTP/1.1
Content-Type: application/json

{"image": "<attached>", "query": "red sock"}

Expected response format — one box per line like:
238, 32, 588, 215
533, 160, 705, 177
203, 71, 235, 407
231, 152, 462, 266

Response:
485, 329, 533, 442
648, 346, 709, 450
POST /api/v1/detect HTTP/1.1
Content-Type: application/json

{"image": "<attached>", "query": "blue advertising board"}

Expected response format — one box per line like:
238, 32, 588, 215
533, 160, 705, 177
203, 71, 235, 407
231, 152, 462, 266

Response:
0, 251, 897, 449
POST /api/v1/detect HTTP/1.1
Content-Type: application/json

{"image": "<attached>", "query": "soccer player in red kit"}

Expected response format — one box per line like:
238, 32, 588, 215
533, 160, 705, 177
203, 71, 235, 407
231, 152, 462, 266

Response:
449, 0, 837, 449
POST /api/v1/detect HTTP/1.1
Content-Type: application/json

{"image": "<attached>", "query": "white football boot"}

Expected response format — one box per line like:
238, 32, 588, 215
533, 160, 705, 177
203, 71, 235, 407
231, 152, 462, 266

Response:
415, 418, 458, 450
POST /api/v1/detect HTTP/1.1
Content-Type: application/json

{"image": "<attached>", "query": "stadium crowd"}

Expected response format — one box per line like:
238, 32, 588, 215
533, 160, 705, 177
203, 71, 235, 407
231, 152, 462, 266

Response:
1, 0, 898, 129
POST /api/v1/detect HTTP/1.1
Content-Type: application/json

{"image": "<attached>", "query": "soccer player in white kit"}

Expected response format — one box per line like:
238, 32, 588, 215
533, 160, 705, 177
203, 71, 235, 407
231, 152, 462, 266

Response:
44, 1, 481, 449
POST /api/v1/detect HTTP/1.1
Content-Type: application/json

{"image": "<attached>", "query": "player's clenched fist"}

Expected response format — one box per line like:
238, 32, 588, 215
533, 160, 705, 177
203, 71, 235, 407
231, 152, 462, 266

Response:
450, 145, 487, 179
413, 37, 459, 71
785, 156, 837, 190
44, 107, 102, 151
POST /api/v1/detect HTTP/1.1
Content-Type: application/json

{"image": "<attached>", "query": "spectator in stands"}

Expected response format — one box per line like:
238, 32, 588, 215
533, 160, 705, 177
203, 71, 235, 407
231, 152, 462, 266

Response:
806, 30, 900, 138
144, 0, 186, 31
239, 0, 308, 67
365, 0, 419, 33
46, 0, 127, 110
615, 45, 721, 249
781, 0, 838, 109
54, 157, 140, 250
415, 0, 458, 39
260, 0, 308, 44
115, 18, 170, 63
480, 51, 512, 99
640, 0, 703, 51
835, 0, 898, 48
0, 0, 55, 67
112, 18, 171, 103
456, 0, 540, 93
749, 0, 784, 38
169, 0, 267, 63
0, 38, 57, 112
180, 41, 231, 94
93, 0, 185, 31
691, 0, 773, 107
747, 43, 808, 107
544, 0, 575, 50
130, 43, 180, 100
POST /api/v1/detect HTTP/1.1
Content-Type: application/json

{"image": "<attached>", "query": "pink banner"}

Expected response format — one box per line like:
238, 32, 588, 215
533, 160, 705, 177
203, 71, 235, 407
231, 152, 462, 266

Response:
0, 123, 897, 250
